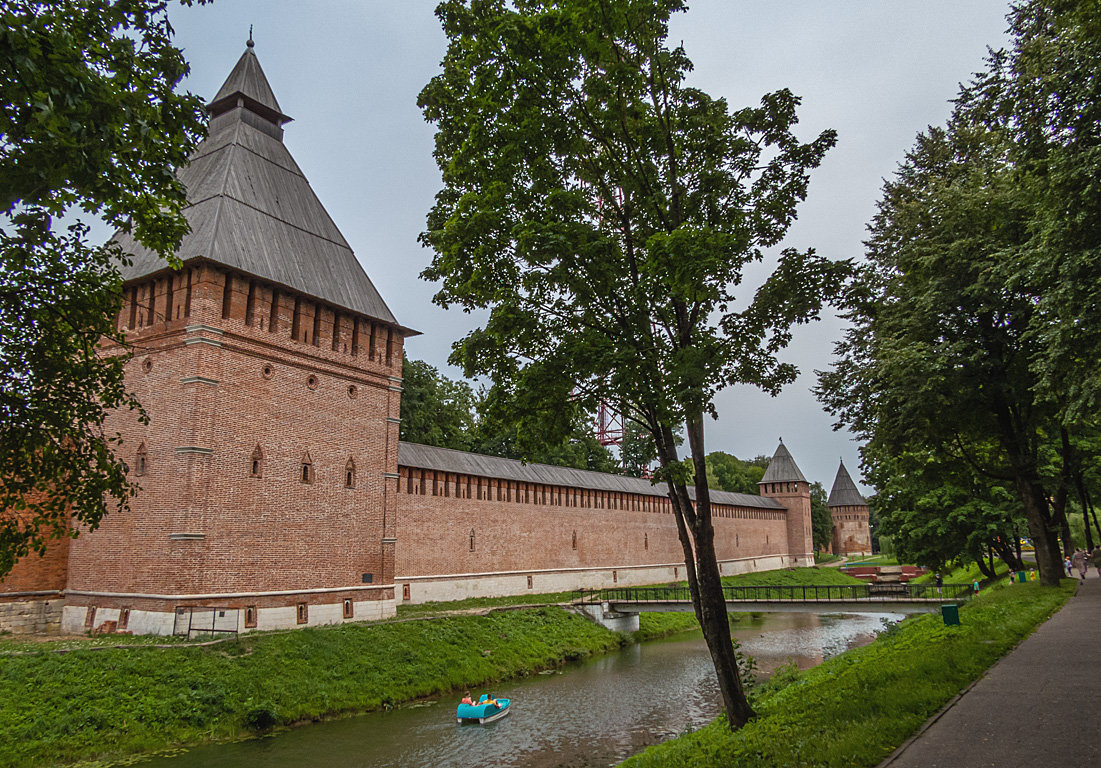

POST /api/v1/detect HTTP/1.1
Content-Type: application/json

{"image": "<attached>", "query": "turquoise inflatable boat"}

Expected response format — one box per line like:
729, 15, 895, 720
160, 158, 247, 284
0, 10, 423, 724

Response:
456, 695, 511, 724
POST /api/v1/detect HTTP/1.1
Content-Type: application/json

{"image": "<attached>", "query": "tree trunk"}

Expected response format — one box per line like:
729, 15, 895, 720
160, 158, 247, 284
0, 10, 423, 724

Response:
656, 418, 755, 731
990, 382, 1062, 584
992, 536, 1023, 571
976, 553, 996, 581
1014, 474, 1063, 586
1084, 486, 1101, 542
1072, 469, 1096, 552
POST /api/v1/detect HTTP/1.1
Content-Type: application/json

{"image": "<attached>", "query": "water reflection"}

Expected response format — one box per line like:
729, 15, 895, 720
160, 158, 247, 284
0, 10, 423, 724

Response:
136, 611, 902, 768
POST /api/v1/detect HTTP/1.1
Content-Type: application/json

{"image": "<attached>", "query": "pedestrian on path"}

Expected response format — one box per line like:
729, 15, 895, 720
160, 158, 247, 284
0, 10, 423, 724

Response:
1091, 546, 1101, 578
1064, 556, 1073, 577
1071, 548, 1088, 582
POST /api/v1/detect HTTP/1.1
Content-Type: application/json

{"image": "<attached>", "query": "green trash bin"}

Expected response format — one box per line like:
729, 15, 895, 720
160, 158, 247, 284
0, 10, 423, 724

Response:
1016, 570, 1027, 583
941, 604, 960, 626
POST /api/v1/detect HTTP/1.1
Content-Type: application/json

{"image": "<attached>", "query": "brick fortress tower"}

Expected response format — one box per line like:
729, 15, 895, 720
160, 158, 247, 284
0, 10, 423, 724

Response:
827, 461, 872, 557
60, 41, 413, 634
758, 441, 814, 567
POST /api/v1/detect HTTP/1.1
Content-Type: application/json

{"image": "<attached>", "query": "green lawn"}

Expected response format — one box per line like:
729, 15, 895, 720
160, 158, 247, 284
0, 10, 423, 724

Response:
911, 560, 1012, 585
721, 566, 864, 588
844, 554, 900, 566
394, 588, 581, 619
620, 580, 1074, 768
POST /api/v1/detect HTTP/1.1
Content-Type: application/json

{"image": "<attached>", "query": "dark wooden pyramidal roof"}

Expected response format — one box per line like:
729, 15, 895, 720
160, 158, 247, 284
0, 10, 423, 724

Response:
827, 461, 867, 507
114, 40, 401, 327
759, 441, 807, 484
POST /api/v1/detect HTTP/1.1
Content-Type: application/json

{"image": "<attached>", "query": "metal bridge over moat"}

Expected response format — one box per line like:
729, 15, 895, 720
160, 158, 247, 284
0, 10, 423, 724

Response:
577, 583, 972, 627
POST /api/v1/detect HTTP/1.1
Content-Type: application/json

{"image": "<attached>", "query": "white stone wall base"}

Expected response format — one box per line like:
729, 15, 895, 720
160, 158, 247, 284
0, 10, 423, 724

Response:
0, 599, 64, 635
399, 555, 797, 604
60, 598, 398, 637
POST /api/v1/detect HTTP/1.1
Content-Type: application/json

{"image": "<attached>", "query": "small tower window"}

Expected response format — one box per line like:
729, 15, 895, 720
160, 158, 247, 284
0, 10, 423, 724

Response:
250, 445, 263, 478
296, 603, 308, 624
344, 457, 356, 488
135, 443, 147, 477
469, 528, 476, 552
300, 452, 313, 484
572, 530, 577, 550
245, 606, 257, 628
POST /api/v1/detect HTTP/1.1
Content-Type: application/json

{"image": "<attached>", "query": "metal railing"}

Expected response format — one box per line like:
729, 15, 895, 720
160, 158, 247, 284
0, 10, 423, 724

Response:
577, 582, 973, 605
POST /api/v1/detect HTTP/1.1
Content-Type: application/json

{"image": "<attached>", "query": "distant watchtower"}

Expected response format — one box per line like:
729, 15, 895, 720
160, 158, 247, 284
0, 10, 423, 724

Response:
758, 441, 814, 567
828, 461, 872, 556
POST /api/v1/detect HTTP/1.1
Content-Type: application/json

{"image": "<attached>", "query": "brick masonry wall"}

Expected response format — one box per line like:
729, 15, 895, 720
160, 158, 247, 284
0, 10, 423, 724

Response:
760, 480, 815, 567
64, 262, 404, 631
0, 516, 69, 596
831, 505, 873, 556
0, 259, 829, 631
394, 472, 794, 603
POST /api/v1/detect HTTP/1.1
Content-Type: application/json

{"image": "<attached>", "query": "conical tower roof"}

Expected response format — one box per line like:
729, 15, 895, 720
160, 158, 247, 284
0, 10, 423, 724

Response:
828, 461, 867, 507
759, 441, 807, 484
113, 41, 403, 328
209, 39, 289, 124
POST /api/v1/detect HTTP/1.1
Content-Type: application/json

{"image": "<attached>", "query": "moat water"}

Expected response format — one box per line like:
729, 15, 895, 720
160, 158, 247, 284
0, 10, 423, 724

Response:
136, 611, 903, 768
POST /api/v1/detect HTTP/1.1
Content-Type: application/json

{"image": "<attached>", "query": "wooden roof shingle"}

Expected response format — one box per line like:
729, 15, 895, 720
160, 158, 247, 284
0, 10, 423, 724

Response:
113, 43, 404, 329
827, 461, 867, 508
759, 441, 808, 484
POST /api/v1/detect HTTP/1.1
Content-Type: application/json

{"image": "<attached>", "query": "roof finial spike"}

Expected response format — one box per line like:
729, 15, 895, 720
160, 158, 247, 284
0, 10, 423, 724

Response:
779, 436, 783, 443
247, 25, 254, 48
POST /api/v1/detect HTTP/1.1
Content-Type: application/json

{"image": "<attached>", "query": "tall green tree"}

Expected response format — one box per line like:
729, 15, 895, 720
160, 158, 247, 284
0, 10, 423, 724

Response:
1001, 1, 1101, 419
817, 104, 1068, 583
619, 419, 657, 477
0, 0, 207, 578
471, 384, 618, 472
419, 0, 841, 728
399, 357, 478, 451
704, 451, 766, 496
809, 481, 832, 552
399, 357, 618, 471
870, 449, 1026, 574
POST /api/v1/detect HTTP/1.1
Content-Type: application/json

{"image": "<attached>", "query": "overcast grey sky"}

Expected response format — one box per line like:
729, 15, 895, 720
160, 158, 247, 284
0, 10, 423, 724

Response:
164, 1, 1013, 495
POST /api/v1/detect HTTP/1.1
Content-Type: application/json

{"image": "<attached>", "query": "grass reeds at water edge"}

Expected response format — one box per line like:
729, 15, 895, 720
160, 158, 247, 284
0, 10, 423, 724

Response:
0, 607, 622, 768
619, 580, 1075, 768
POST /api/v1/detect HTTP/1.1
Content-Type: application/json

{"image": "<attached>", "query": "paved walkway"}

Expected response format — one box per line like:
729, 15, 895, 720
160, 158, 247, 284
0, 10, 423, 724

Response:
881, 575, 1100, 768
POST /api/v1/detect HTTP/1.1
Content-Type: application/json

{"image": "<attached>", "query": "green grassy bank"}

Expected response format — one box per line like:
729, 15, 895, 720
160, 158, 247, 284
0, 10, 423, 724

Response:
0, 566, 887, 768
911, 559, 1012, 585
0, 607, 621, 768
620, 580, 1075, 768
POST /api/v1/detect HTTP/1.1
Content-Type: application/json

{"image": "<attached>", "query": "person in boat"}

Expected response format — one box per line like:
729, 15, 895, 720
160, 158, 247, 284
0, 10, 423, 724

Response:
460, 692, 474, 705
